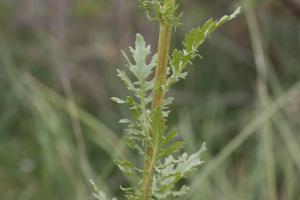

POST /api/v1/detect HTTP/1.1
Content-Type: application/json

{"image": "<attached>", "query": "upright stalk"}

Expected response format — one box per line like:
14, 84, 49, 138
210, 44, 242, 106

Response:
141, 0, 174, 199
110, 1, 240, 199
244, 1, 276, 199
151, 24, 172, 110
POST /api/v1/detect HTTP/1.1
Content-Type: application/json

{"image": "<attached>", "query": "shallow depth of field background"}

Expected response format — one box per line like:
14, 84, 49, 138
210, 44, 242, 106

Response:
1, 0, 300, 199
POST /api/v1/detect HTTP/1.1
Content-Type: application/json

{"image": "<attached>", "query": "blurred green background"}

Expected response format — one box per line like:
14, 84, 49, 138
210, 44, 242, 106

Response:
1, 0, 300, 199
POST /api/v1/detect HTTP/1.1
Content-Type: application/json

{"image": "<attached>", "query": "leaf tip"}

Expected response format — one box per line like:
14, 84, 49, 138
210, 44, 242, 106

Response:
231, 6, 242, 19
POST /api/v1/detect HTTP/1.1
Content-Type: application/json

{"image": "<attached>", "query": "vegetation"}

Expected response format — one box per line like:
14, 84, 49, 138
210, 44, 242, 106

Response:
1, 0, 300, 199
103, 0, 240, 199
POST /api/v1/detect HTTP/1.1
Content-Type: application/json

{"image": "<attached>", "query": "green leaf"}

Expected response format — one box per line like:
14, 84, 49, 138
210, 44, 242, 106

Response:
126, 96, 141, 119
157, 141, 184, 160
120, 186, 140, 200
170, 49, 182, 74
119, 119, 131, 124
117, 69, 136, 91
115, 159, 140, 177
111, 97, 126, 104
183, 18, 214, 51
168, 7, 241, 87
162, 130, 178, 147
122, 34, 157, 81
124, 135, 144, 154
151, 107, 167, 147
152, 143, 206, 199
214, 6, 241, 29
184, 7, 241, 51
89, 179, 118, 200
171, 185, 190, 197
176, 143, 206, 175
161, 97, 174, 117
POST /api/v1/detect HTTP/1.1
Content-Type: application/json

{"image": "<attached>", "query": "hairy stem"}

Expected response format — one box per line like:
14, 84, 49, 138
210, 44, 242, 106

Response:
141, 1, 174, 199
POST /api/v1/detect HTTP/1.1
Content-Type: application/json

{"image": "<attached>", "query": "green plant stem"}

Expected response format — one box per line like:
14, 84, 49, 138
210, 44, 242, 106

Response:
141, 1, 174, 199
151, 24, 172, 110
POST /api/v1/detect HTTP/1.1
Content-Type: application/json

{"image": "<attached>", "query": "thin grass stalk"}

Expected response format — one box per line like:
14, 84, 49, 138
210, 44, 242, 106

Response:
189, 81, 300, 198
243, 1, 276, 199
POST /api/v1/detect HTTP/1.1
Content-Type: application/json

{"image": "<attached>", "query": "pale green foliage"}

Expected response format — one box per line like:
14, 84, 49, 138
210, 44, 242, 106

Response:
89, 179, 117, 200
153, 143, 207, 198
112, 34, 156, 155
107, 4, 241, 200
168, 7, 241, 87
122, 34, 157, 81
112, 34, 206, 199
138, 0, 181, 26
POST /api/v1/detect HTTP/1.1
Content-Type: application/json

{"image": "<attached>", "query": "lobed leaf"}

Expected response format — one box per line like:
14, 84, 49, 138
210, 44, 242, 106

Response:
168, 7, 241, 87
152, 143, 206, 199
122, 34, 157, 81
183, 7, 241, 51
